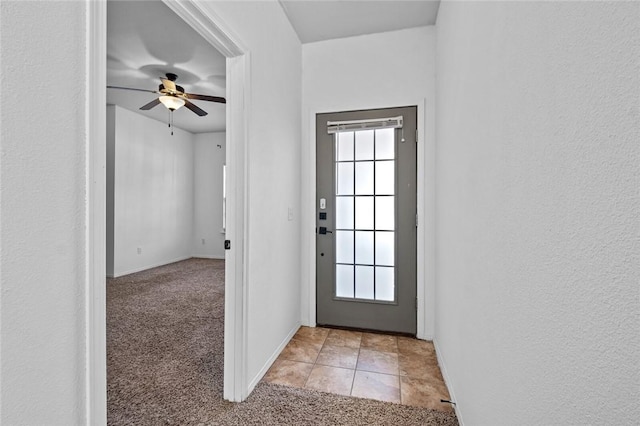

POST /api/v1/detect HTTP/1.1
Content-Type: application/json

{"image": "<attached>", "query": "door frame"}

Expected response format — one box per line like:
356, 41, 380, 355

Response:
86, 1, 251, 423
303, 99, 434, 340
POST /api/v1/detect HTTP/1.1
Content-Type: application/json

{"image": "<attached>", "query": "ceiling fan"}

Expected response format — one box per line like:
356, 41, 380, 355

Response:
107, 72, 226, 117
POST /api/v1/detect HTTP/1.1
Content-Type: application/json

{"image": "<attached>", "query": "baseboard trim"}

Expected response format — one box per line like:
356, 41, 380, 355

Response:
192, 254, 225, 260
433, 338, 465, 426
247, 323, 300, 393
111, 255, 192, 278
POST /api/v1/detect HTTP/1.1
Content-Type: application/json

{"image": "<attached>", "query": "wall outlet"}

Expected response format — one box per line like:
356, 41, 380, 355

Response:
201, 238, 205, 245
137, 247, 142, 255
288, 207, 294, 221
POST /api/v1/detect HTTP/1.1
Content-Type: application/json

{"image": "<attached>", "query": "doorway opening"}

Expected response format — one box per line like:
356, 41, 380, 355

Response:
87, 1, 249, 422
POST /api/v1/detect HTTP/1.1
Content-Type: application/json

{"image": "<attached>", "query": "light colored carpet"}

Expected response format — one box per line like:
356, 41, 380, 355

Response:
107, 258, 458, 425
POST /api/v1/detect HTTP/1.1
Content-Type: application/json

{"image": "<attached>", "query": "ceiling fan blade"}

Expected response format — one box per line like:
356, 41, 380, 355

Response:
184, 99, 208, 116
161, 78, 177, 92
107, 85, 158, 94
140, 98, 161, 110
186, 93, 226, 104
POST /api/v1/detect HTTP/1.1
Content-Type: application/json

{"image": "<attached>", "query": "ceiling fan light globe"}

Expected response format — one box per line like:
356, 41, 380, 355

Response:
159, 95, 185, 111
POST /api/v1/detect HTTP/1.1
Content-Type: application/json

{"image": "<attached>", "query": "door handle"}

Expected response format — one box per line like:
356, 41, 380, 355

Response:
318, 227, 333, 235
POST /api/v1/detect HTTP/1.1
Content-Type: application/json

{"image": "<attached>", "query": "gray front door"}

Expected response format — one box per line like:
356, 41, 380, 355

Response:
316, 106, 417, 335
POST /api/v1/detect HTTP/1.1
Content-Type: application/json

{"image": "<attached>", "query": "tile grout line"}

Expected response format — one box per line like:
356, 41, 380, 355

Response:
302, 330, 327, 390
393, 336, 403, 403
347, 335, 361, 397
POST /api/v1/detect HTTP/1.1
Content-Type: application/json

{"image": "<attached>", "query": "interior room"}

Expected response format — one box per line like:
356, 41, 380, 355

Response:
0, 1, 637, 425
105, 0, 227, 278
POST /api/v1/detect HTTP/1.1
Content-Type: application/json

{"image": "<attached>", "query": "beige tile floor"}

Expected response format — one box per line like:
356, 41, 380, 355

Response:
262, 326, 453, 412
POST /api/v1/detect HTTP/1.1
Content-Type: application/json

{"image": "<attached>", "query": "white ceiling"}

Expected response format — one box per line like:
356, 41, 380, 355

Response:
279, 0, 440, 43
107, 1, 439, 133
107, 1, 226, 134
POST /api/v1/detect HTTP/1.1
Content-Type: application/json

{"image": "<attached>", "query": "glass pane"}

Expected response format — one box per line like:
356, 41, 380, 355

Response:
355, 162, 374, 195
375, 231, 394, 266
336, 231, 354, 264
355, 265, 374, 299
355, 231, 374, 264
375, 161, 394, 195
336, 162, 354, 195
337, 132, 354, 161
355, 196, 374, 230
375, 267, 394, 301
335, 197, 354, 229
336, 265, 354, 298
375, 196, 394, 230
375, 128, 395, 160
355, 130, 374, 160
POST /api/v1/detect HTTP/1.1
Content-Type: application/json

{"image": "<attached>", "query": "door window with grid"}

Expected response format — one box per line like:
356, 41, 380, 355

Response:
334, 128, 395, 302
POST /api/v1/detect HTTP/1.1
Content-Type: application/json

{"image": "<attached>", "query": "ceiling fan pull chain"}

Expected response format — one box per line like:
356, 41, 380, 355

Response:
166, 108, 174, 136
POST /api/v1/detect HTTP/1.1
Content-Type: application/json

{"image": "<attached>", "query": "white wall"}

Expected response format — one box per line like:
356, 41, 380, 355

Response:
202, 1, 303, 390
106, 109, 226, 274
108, 105, 194, 277
193, 132, 226, 259
435, 2, 640, 425
301, 26, 436, 338
0, 2, 88, 424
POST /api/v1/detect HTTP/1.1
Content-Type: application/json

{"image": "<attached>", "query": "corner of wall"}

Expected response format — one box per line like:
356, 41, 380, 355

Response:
246, 321, 300, 394
432, 338, 466, 425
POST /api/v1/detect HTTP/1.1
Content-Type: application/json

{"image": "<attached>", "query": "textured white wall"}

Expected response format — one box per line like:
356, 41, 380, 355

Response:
202, 1, 303, 388
193, 132, 226, 259
435, 2, 640, 424
107, 109, 225, 273
109, 106, 194, 277
0, 1, 88, 424
301, 27, 436, 337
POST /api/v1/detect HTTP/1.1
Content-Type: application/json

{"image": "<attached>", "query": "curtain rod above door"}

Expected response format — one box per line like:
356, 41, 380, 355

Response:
327, 116, 403, 134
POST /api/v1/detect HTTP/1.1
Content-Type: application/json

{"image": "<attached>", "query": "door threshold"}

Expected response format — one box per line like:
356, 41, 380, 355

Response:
316, 323, 416, 338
